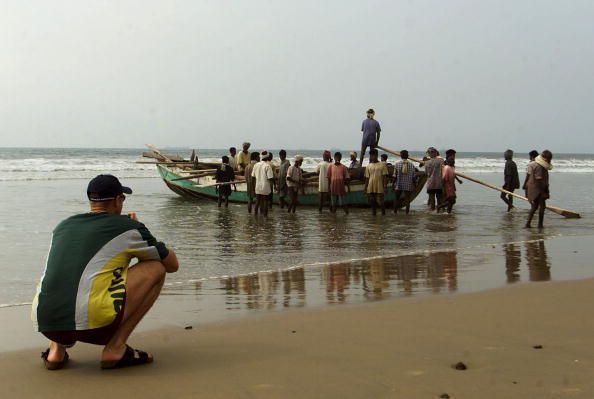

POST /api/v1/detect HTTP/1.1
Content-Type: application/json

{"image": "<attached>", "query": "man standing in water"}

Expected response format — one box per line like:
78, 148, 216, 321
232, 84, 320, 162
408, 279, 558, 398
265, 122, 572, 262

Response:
364, 149, 389, 215
252, 151, 274, 217
423, 147, 444, 211
245, 152, 260, 214
277, 150, 291, 209
286, 155, 304, 213
522, 150, 540, 196
327, 152, 350, 214
315, 150, 332, 212
33, 174, 178, 370
392, 150, 416, 214
500, 149, 520, 212
215, 156, 235, 208
360, 108, 381, 164
525, 150, 553, 228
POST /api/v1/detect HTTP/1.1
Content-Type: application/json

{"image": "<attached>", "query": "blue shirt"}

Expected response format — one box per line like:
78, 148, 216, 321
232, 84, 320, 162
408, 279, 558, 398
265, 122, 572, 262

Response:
361, 118, 381, 146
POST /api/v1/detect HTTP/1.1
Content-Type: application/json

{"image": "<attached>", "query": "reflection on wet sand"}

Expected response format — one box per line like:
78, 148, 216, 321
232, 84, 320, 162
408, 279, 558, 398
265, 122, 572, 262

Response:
502, 239, 551, 283
504, 243, 521, 283
211, 251, 460, 310
526, 240, 551, 281
158, 238, 569, 322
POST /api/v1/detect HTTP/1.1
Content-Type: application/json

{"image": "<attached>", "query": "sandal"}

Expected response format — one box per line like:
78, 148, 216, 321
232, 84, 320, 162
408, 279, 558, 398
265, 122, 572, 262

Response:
41, 348, 69, 371
101, 345, 153, 370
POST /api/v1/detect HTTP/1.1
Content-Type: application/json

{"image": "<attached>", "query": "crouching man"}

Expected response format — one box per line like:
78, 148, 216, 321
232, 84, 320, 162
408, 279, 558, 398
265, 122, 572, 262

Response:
32, 174, 179, 370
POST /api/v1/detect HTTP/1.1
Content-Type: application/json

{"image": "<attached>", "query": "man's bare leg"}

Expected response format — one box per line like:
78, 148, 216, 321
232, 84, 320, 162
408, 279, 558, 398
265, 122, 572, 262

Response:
360, 145, 367, 167
101, 261, 166, 362
46, 341, 67, 362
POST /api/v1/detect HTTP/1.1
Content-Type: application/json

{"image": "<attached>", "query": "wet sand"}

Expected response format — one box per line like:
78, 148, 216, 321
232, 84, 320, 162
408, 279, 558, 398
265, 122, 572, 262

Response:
3, 276, 594, 399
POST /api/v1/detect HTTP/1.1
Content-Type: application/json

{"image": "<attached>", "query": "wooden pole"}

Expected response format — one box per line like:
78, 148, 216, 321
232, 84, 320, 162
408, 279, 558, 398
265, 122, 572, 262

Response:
377, 145, 581, 219
196, 181, 243, 188
136, 161, 194, 165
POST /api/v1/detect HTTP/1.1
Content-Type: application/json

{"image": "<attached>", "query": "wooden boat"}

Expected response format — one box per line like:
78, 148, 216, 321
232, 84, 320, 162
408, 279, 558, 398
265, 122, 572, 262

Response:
147, 147, 427, 208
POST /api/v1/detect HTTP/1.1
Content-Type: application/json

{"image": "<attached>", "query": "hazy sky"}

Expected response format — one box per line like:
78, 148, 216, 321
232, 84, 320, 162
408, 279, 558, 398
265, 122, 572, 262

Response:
2, 0, 594, 152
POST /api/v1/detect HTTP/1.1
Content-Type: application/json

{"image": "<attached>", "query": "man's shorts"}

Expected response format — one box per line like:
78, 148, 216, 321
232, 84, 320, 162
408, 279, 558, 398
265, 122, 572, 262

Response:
42, 300, 125, 346
427, 189, 442, 195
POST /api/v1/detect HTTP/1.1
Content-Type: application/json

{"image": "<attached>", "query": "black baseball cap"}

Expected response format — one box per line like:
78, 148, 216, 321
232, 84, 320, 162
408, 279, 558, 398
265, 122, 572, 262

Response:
87, 174, 132, 201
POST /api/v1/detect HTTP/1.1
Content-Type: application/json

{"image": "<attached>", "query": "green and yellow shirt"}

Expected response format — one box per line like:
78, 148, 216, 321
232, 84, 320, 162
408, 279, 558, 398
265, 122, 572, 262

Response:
32, 212, 168, 332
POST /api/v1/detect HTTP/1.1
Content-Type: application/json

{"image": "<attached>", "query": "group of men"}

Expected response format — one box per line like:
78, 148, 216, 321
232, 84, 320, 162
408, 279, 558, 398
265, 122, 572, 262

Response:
215, 113, 553, 226
500, 149, 554, 228
32, 108, 556, 374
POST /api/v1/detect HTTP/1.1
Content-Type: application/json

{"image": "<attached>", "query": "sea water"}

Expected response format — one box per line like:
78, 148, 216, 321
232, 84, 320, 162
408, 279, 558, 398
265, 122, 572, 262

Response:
1, 147, 593, 310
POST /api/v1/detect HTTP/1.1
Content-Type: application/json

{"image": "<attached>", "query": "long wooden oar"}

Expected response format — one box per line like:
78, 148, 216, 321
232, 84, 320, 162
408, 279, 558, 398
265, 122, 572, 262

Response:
377, 145, 580, 219
196, 181, 243, 188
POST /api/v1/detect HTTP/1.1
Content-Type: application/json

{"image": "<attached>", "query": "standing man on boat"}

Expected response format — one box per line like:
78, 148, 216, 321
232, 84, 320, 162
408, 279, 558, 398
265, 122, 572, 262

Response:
360, 108, 381, 165
32, 174, 179, 370
236, 142, 251, 172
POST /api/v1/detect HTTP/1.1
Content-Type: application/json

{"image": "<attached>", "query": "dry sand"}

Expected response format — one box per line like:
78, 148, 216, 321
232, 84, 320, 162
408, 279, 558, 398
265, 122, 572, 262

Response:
2, 278, 594, 399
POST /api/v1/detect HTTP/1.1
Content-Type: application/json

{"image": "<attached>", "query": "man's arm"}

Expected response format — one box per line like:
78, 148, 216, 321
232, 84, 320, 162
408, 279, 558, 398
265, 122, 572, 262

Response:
161, 249, 179, 273
375, 122, 381, 145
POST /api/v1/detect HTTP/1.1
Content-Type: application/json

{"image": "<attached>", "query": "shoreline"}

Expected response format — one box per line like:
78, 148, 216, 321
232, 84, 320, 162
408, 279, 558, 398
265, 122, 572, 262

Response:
3, 233, 594, 354
2, 277, 594, 398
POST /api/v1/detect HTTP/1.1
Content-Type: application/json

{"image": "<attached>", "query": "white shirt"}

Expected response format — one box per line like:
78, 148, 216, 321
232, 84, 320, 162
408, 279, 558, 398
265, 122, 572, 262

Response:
251, 161, 274, 195
315, 161, 331, 193
229, 155, 237, 171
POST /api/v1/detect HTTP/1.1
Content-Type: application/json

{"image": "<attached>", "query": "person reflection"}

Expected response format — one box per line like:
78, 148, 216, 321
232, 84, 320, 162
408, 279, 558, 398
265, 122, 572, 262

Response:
257, 271, 279, 310
425, 251, 458, 293
325, 263, 349, 303
504, 243, 521, 283
282, 268, 306, 308
525, 240, 551, 281
216, 210, 235, 256
391, 255, 420, 296
362, 258, 389, 300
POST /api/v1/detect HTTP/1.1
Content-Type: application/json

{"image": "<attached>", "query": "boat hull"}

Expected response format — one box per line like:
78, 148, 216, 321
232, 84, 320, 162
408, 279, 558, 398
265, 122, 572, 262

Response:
157, 164, 427, 207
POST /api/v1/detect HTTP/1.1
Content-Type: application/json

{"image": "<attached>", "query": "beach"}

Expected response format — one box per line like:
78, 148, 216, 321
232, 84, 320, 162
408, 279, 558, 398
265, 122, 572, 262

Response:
2, 148, 594, 398
2, 275, 594, 398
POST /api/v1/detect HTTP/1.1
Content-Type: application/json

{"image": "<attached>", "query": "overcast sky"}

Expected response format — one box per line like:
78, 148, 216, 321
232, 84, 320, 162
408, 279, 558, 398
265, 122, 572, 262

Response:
1, 0, 593, 152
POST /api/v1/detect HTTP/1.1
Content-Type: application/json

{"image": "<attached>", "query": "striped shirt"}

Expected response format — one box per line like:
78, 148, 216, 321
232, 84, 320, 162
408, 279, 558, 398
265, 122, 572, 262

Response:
32, 213, 168, 332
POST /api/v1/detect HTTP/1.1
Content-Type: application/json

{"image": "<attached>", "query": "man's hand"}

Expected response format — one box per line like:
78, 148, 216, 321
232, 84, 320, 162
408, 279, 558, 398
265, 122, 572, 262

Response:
128, 212, 138, 221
